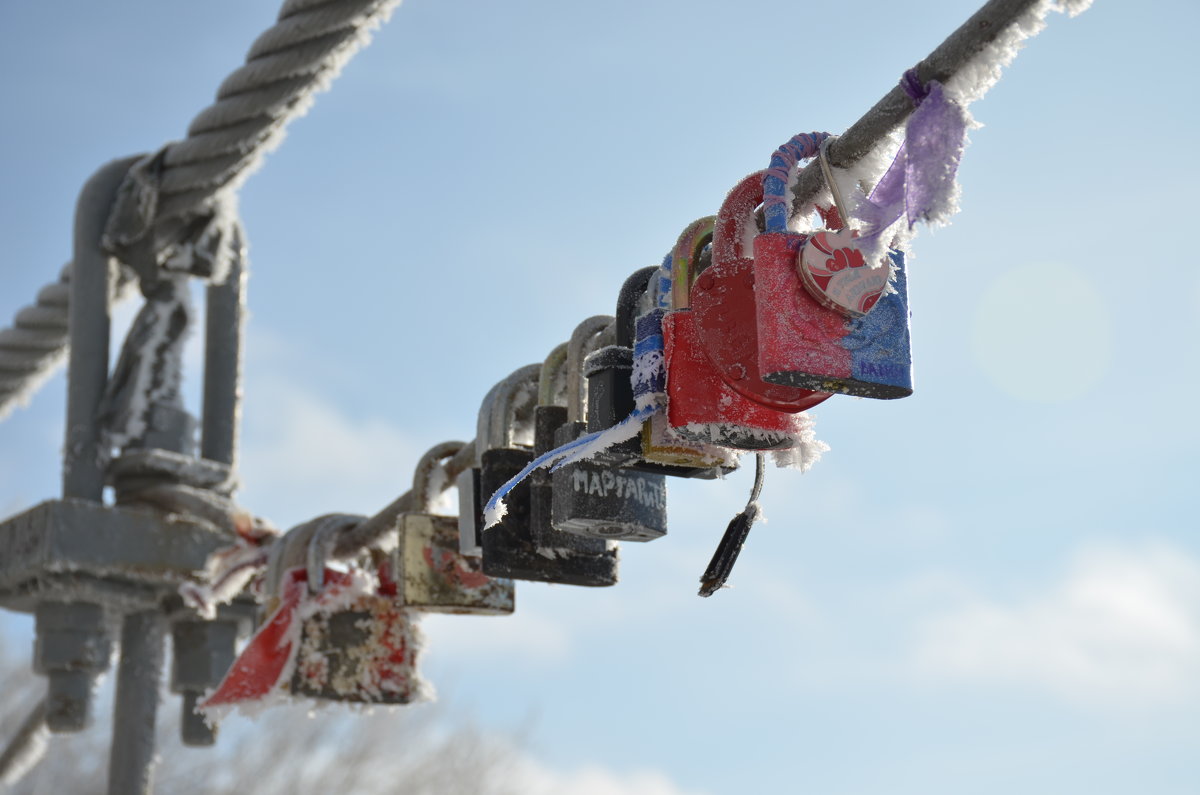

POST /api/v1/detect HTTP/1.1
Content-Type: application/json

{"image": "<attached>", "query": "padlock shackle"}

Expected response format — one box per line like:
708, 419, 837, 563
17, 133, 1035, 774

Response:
489, 364, 541, 450
714, 172, 765, 268
670, 217, 716, 311
538, 342, 569, 408
474, 380, 505, 468
615, 267, 658, 349
411, 441, 467, 515
566, 316, 612, 424
762, 132, 830, 234
259, 513, 365, 601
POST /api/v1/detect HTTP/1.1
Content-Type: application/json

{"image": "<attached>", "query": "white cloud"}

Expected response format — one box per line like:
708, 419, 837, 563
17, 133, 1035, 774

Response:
495, 755, 710, 795
237, 371, 421, 528
912, 542, 1200, 705
422, 608, 572, 668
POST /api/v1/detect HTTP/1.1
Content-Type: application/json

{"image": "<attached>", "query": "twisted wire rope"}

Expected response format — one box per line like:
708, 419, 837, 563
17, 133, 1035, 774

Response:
0, 0, 400, 420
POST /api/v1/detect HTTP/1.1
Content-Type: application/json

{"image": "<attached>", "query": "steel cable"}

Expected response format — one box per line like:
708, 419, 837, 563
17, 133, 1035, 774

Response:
0, 0, 400, 421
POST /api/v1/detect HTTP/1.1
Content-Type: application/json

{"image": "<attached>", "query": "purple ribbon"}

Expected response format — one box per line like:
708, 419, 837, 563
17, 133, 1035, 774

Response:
856, 70, 968, 260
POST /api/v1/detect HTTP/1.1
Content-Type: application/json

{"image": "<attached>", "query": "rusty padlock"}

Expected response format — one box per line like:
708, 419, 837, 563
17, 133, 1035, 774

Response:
752, 134, 913, 398
397, 442, 515, 614
202, 515, 428, 708
663, 209, 829, 450
289, 518, 428, 704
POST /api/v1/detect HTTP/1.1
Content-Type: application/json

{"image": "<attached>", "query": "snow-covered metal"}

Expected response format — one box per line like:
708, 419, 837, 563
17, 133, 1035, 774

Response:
0, 0, 401, 422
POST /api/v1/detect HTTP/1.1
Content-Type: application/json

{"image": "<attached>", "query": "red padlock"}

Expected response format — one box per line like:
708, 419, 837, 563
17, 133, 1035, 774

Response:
662, 213, 822, 451
753, 134, 913, 399
689, 173, 835, 412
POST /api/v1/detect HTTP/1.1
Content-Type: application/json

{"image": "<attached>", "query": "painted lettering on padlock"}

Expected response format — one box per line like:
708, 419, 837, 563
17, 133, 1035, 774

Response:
571, 467, 666, 509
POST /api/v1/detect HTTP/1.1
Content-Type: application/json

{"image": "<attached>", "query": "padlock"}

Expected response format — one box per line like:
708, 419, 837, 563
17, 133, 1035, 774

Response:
288, 573, 426, 705
397, 442, 515, 614
636, 249, 740, 474
689, 173, 837, 412
663, 202, 829, 450
751, 134, 913, 398
202, 515, 428, 708
552, 317, 668, 542
479, 364, 620, 585
526, 339, 621, 585
586, 265, 736, 478
293, 518, 426, 704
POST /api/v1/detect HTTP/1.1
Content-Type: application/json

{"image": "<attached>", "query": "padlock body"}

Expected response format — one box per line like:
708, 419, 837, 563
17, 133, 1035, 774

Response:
291, 597, 424, 704
530, 407, 621, 576
663, 309, 813, 450
640, 411, 735, 470
754, 232, 912, 398
400, 513, 514, 615
630, 309, 737, 477
690, 258, 834, 413
550, 423, 668, 542
584, 346, 634, 432
481, 445, 619, 586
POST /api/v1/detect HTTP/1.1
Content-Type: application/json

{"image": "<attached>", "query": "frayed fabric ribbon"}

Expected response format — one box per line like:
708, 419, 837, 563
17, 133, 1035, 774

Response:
855, 69, 969, 263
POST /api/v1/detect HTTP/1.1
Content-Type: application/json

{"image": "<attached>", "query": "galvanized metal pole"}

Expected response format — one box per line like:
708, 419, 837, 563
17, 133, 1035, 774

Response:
200, 225, 245, 469
790, 0, 1043, 212
107, 610, 165, 795
0, 699, 47, 784
63, 156, 142, 501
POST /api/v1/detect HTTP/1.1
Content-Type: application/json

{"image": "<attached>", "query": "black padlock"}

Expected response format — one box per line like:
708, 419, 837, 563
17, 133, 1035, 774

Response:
480, 364, 619, 585
587, 266, 735, 480
551, 317, 668, 542
527, 334, 620, 585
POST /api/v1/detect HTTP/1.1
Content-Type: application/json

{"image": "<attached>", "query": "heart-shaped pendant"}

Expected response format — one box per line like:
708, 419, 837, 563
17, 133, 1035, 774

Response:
798, 229, 890, 316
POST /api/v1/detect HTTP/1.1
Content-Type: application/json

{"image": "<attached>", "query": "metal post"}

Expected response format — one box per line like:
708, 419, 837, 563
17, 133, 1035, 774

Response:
0, 699, 48, 785
200, 224, 245, 469
107, 610, 165, 795
63, 156, 142, 502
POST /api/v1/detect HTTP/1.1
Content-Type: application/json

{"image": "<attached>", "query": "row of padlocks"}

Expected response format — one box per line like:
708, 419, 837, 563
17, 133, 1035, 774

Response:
202, 134, 914, 709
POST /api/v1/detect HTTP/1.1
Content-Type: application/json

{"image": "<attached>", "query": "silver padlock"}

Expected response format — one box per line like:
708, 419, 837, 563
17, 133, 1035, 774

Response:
396, 442, 515, 614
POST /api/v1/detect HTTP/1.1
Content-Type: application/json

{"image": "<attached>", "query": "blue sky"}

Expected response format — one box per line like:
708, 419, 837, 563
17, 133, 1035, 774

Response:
1, 1, 1198, 793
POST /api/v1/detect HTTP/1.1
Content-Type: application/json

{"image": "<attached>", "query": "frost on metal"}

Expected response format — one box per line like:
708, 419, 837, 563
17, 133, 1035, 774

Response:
97, 274, 193, 453
179, 536, 272, 620
0, 264, 136, 423
769, 414, 830, 473
200, 564, 430, 721
945, 0, 1093, 106
678, 413, 824, 461
806, 0, 1093, 263
292, 595, 430, 706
